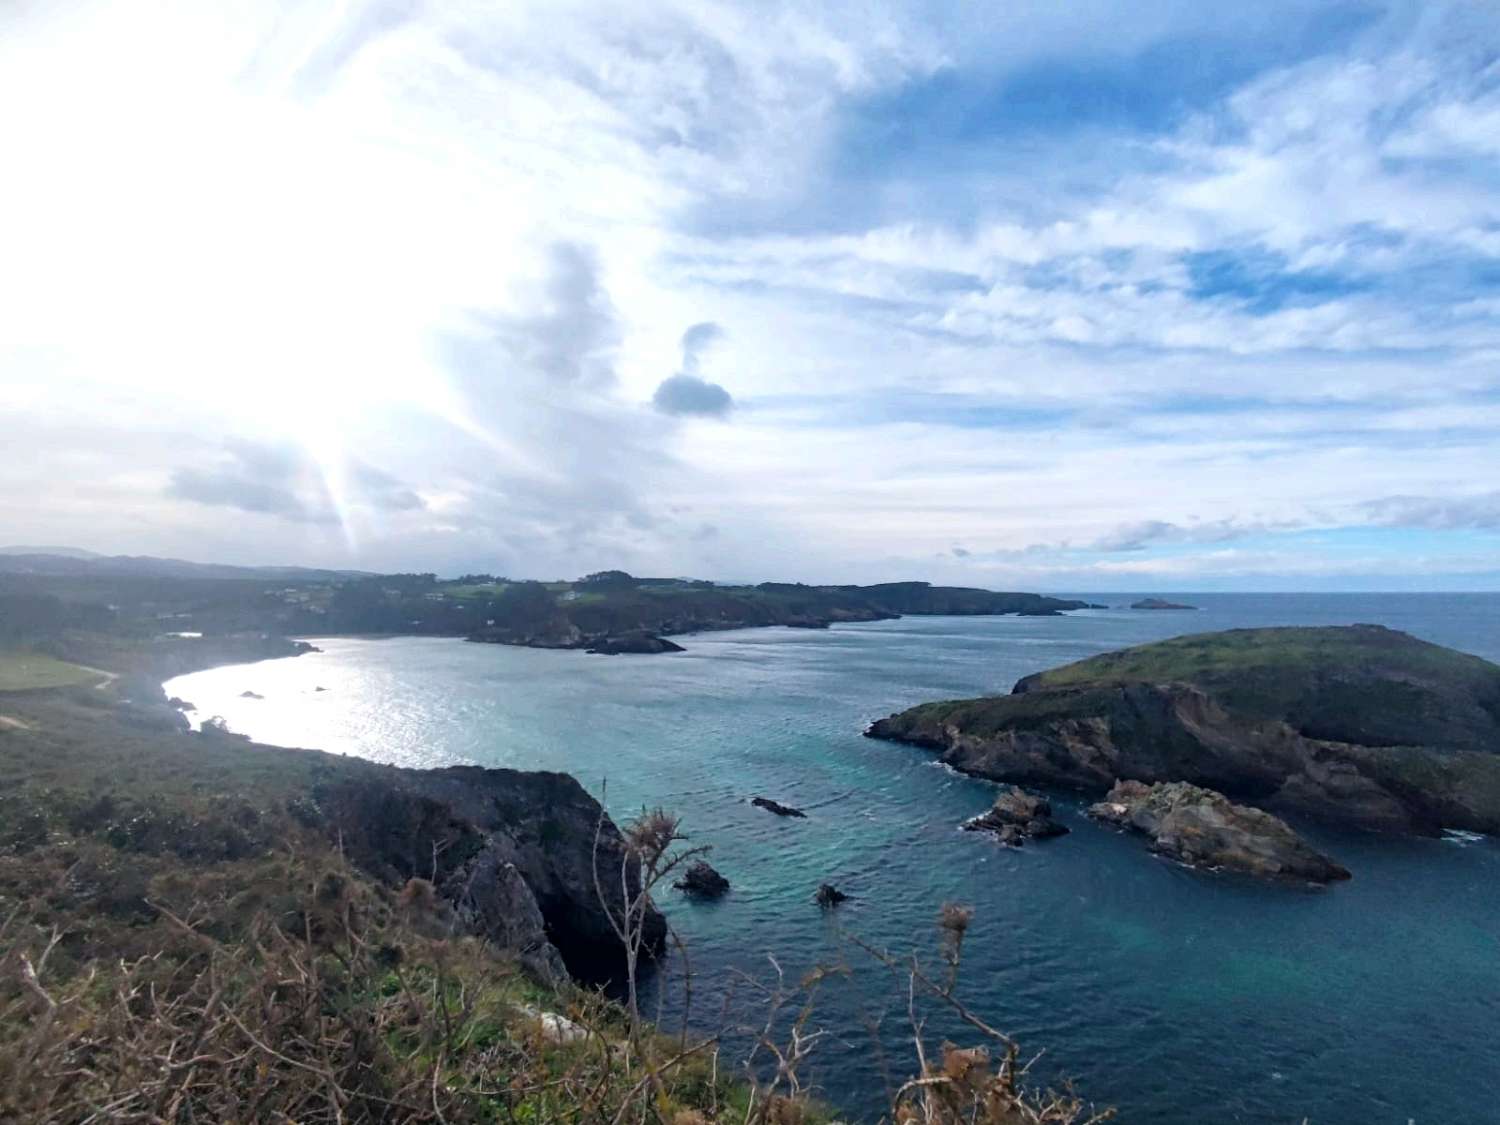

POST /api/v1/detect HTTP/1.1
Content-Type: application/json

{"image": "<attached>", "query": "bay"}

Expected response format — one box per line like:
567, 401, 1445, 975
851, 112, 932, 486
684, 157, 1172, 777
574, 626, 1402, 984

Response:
166, 594, 1500, 1124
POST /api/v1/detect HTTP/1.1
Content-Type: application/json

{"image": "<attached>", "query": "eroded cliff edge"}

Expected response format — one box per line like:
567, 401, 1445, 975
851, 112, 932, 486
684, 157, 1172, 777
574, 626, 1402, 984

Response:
0, 679, 663, 986
867, 625, 1500, 836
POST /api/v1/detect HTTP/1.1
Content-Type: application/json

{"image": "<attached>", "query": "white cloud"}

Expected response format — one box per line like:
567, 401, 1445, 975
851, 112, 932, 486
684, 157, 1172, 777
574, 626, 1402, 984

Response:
1, 0, 1498, 585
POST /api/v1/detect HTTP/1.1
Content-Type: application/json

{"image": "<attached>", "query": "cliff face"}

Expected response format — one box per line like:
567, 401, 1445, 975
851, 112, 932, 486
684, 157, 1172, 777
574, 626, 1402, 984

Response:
1, 682, 661, 988
305, 763, 664, 984
867, 626, 1500, 836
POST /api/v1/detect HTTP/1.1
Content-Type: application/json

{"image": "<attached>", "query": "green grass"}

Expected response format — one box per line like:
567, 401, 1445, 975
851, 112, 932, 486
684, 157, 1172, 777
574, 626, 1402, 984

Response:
1024, 625, 1495, 692
444, 582, 511, 599
0, 650, 105, 692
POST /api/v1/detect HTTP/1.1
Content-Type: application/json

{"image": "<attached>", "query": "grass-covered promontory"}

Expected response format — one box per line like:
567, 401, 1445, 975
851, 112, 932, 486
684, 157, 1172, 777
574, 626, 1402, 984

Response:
868, 625, 1500, 836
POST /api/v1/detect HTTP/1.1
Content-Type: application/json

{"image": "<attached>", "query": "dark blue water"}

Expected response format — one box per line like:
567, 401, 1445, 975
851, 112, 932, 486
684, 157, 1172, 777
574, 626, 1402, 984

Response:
168, 595, 1500, 1124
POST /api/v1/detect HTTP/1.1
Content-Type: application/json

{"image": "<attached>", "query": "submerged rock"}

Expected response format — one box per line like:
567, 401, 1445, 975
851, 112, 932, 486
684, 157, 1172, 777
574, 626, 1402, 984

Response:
1089, 780, 1351, 884
814, 883, 850, 907
752, 796, 807, 818
964, 785, 1070, 845
674, 860, 730, 897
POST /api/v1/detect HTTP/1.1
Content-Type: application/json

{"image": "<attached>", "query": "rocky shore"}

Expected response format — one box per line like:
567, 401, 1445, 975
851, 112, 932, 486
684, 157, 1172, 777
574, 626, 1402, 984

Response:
867, 626, 1500, 838
1089, 780, 1351, 883
963, 786, 1069, 845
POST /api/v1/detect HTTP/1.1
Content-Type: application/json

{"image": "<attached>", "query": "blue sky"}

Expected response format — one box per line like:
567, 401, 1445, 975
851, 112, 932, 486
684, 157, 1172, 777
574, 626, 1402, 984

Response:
2, 0, 1499, 588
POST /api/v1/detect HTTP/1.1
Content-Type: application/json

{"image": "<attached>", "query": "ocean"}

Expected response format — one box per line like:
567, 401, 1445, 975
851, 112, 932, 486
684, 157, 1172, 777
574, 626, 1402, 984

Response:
165, 594, 1500, 1124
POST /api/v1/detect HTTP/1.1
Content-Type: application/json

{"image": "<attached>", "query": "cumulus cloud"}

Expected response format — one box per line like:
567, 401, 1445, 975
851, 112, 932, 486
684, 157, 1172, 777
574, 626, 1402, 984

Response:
653, 374, 734, 417
653, 320, 734, 417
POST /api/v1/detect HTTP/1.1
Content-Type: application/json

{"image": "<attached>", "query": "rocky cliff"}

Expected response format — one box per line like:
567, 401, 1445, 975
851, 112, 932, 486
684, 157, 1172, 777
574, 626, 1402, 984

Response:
867, 626, 1500, 836
1, 683, 662, 987
308, 763, 665, 983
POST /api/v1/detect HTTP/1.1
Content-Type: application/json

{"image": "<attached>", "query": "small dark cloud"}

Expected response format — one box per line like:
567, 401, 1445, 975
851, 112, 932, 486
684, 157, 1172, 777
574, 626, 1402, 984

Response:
653, 320, 734, 417
951, 545, 970, 557
653, 374, 734, 417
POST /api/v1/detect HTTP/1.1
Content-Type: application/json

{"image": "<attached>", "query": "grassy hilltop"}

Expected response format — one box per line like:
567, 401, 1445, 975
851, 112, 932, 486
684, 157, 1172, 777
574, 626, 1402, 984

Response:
1015, 625, 1500, 752
869, 625, 1500, 836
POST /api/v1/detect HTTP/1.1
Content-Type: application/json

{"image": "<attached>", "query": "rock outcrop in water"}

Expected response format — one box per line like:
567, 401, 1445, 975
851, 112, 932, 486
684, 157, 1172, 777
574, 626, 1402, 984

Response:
674, 860, 730, 897
814, 883, 849, 907
1130, 597, 1196, 610
963, 786, 1069, 845
1089, 780, 1351, 883
585, 631, 685, 655
866, 626, 1500, 837
752, 796, 806, 818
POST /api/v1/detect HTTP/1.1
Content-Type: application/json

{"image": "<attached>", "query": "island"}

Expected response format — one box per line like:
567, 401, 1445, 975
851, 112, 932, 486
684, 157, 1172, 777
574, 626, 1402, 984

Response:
866, 625, 1500, 838
1130, 597, 1197, 610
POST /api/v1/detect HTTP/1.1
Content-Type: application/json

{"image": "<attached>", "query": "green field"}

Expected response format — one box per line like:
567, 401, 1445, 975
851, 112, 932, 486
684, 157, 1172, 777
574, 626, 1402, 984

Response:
0, 651, 105, 691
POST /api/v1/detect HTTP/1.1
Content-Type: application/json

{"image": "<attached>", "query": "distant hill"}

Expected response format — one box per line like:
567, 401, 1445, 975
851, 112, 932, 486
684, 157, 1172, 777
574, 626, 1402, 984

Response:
0, 550, 369, 583
0, 545, 103, 559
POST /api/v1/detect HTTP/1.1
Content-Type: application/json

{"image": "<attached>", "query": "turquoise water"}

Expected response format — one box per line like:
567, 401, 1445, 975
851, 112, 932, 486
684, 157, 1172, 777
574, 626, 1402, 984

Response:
166, 595, 1500, 1124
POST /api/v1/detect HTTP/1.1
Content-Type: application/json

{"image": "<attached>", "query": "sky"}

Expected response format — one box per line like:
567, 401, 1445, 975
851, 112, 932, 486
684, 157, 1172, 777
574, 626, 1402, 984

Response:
3, 0, 1499, 590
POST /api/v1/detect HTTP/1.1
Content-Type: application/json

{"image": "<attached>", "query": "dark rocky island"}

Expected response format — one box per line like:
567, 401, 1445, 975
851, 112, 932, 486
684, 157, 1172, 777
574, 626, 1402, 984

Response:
1130, 597, 1197, 610
1089, 780, 1350, 883
752, 795, 807, 818
866, 625, 1500, 836
964, 785, 1070, 845
814, 883, 850, 907
585, 631, 685, 655
674, 859, 731, 897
